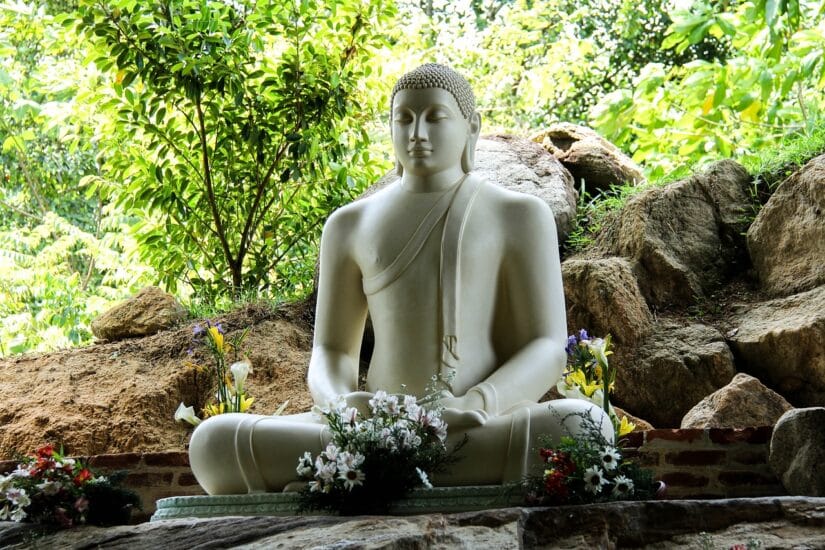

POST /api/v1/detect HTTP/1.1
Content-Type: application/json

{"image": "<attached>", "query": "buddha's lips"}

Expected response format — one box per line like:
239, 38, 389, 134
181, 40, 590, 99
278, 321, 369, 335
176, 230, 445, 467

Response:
409, 148, 432, 156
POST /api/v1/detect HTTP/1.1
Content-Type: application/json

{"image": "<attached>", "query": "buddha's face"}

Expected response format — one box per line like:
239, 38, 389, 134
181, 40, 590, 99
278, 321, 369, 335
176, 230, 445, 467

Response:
391, 88, 472, 177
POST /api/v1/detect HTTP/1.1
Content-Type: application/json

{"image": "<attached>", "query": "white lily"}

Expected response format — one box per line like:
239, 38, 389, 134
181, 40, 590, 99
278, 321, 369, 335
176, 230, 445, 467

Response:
174, 402, 202, 426
588, 338, 610, 368
230, 361, 252, 394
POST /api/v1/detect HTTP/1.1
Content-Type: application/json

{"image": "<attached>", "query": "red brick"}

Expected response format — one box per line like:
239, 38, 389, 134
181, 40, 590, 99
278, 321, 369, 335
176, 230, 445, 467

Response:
126, 472, 174, 486
144, 452, 190, 467
660, 472, 710, 487
717, 471, 778, 486
708, 427, 772, 445
664, 450, 726, 466
645, 429, 705, 443
729, 450, 768, 466
176, 472, 200, 487
622, 449, 660, 467
88, 453, 143, 469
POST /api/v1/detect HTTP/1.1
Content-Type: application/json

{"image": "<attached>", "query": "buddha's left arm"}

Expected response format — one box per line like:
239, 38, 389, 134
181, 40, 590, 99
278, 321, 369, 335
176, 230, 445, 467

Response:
465, 196, 568, 415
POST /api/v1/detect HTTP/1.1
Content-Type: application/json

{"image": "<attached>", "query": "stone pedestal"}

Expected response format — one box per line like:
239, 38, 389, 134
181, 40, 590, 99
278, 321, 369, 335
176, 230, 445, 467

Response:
151, 486, 525, 521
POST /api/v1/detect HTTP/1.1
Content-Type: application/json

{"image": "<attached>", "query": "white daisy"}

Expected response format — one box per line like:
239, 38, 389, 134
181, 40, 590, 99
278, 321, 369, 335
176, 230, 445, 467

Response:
600, 447, 622, 471
339, 468, 365, 490
612, 475, 635, 496
583, 466, 608, 494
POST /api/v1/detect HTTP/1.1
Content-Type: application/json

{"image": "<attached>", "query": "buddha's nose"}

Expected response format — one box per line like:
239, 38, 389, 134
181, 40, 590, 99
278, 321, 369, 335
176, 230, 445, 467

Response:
411, 118, 428, 141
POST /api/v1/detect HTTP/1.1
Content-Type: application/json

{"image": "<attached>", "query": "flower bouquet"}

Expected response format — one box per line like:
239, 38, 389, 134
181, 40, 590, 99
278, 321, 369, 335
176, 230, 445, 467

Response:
557, 329, 635, 438
524, 411, 655, 505
175, 321, 256, 426
0, 445, 140, 527
296, 391, 460, 515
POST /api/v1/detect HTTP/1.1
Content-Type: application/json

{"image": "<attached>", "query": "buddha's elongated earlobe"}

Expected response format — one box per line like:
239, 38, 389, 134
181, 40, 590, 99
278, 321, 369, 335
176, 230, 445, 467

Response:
396, 159, 404, 176
461, 142, 474, 173
462, 111, 481, 173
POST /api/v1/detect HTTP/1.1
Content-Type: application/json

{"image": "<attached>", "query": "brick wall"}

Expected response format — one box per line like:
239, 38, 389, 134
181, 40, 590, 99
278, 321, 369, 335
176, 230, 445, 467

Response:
622, 427, 783, 498
0, 427, 784, 522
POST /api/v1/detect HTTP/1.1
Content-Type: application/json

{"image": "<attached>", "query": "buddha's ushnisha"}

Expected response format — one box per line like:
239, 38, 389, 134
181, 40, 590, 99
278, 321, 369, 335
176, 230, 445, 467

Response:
189, 64, 613, 494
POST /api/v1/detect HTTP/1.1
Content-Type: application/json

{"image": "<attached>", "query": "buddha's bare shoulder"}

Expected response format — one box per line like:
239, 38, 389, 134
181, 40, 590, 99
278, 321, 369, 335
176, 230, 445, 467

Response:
323, 181, 398, 232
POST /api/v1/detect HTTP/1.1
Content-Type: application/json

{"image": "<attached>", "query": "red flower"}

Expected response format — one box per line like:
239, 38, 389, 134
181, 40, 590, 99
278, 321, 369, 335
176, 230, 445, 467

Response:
36, 444, 56, 459
33, 456, 55, 475
74, 468, 93, 486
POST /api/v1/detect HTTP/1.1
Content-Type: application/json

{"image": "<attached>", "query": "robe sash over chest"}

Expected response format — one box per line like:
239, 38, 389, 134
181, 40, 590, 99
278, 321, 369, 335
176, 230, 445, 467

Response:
361, 174, 482, 392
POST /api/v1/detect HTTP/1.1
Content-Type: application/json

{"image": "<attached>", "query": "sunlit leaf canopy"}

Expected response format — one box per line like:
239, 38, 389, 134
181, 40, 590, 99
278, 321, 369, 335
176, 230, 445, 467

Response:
0, 0, 823, 355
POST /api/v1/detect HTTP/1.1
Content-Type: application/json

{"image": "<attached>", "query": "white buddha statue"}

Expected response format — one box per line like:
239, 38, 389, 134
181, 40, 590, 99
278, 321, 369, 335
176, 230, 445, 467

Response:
189, 63, 613, 494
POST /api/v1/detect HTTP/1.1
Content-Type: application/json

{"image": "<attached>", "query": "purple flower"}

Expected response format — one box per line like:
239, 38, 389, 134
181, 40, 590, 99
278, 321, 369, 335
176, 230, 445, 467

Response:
577, 329, 590, 342
193, 324, 205, 338
565, 335, 578, 356
215, 322, 225, 334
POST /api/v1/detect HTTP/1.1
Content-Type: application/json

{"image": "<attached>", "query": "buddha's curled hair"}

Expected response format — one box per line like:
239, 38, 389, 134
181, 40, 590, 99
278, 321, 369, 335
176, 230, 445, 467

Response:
391, 63, 476, 120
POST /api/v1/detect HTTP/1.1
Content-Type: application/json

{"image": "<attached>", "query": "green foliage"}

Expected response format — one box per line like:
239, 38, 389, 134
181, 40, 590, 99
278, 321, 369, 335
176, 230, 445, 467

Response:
592, 0, 825, 179
0, 210, 153, 355
390, 0, 729, 130
0, 2, 154, 357
72, 0, 395, 298
0, 1, 99, 229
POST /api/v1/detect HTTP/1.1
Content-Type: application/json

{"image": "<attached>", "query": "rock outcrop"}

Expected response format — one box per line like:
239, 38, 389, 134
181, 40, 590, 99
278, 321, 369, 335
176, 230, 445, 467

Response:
3, 498, 825, 549
613, 323, 736, 427
769, 408, 825, 497
681, 373, 792, 429
91, 286, 187, 341
531, 123, 645, 193
591, 160, 752, 308
562, 257, 653, 348
748, 153, 825, 296
727, 285, 825, 407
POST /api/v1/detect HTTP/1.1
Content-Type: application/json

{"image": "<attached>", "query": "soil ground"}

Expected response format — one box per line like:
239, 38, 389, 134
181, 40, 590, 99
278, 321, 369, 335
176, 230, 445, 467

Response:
0, 301, 317, 460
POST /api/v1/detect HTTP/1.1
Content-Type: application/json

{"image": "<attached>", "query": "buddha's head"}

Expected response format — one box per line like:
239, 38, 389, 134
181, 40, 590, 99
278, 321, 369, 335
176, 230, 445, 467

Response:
390, 63, 481, 176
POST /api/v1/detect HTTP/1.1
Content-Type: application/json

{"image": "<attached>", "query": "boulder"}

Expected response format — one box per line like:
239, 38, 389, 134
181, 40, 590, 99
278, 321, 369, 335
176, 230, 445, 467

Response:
727, 285, 825, 407
531, 123, 645, 193
562, 257, 653, 348
592, 160, 752, 308
91, 286, 187, 341
747, 154, 825, 297
680, 373, 792, 429
613, 322, 736, 427
769, 407, 825, 496
366, 135, 578, 242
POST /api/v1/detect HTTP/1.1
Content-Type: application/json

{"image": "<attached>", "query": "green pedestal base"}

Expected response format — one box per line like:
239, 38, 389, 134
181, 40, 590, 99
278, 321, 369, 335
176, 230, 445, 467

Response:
151, 485, 525, 520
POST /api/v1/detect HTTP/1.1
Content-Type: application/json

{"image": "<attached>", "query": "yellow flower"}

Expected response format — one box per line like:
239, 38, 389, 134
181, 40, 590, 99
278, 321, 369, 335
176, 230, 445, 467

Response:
617, 415, 635, 437
208, 326, 224, 351
566, 370, 600, 397
239, 394, 254, 412
594, 364, 603, 381
203, 402, 227, 417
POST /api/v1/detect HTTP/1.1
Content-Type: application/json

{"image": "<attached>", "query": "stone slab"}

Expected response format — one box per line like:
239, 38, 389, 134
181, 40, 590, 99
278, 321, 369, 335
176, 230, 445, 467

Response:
152, 485, 526, 520
4, 497, 825, 549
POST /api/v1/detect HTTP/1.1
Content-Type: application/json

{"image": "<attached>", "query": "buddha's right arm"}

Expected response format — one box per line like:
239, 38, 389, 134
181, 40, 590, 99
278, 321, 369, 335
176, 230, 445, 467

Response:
307, 208, 369, 407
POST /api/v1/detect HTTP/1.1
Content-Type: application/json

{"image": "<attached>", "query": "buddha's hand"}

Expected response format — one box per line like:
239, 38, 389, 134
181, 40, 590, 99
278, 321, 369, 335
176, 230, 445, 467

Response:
440, 407, 488, 429
343, 391, 374, 418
